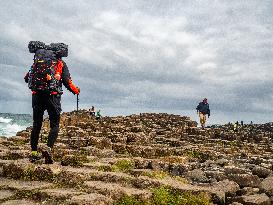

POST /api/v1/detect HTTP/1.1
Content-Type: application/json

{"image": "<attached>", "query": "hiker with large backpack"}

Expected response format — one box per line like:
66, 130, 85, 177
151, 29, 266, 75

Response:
196, 98, 210, 129
24, 41, 80, 164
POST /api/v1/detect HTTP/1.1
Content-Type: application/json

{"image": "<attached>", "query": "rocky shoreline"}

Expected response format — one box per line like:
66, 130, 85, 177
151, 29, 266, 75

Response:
0, 110, 272, 204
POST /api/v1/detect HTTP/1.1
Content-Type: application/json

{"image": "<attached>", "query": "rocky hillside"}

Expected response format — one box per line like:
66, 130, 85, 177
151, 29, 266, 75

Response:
0, 110, 273, 204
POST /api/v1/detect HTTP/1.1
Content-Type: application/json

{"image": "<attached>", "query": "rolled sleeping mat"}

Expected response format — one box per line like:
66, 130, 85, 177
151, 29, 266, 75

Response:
28, 41, 46, 53
49, 43, 68, 57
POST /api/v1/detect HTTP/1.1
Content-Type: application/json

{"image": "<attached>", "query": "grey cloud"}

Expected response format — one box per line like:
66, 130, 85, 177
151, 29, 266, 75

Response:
0, 0, 272, 124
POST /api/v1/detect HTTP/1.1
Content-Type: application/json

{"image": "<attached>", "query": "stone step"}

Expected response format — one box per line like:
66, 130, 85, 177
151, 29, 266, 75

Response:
154, 137, 185, 147
0, 188, 86, 205
0, 190, 15, 201
83, 147, 116, 158
1, 160, 51, 180
0, 155, 191, 181
83, 180, 152, 201
57, 166, 136, 187
1, 199, 37, 205
67, 193, 113, 205
0, 160, 200, 200
129, 169, 153, 177
83, 162, 112, 170
55, 166, 97, 186
0, 159, 133, 185
0, 173, 223, 204
0, 150, 29, 160
39, 188, 84, 202
112, 143, 185, 157
0, 178, 54, 191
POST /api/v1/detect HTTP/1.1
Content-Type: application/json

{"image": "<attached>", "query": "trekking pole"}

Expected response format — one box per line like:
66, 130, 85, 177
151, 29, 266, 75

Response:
77, 94, 79, 112
76, 94, 80, 152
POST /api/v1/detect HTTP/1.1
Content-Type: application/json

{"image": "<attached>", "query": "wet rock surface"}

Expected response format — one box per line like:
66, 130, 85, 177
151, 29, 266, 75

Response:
0, 110, 272, 204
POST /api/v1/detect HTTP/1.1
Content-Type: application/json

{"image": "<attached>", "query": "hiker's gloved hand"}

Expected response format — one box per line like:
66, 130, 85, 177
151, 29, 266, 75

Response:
76, 87, 80, 94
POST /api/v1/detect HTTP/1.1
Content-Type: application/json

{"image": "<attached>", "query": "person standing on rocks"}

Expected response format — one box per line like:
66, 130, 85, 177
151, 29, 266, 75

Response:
96, 109, 102, 120
196, 98, 210, 129
25, 41, 80, 164
233, 121, 239, 132
89, 106, 95, 117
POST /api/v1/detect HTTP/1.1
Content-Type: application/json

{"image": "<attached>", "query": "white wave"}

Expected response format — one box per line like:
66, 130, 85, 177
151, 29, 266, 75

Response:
1, 123, 26, 137
0, 117, 12, 123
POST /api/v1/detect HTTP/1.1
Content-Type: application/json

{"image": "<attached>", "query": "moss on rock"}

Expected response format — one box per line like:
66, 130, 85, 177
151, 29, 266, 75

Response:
115, 187, 211, 205
112, 159, 135, 173
61, 154, 89, 167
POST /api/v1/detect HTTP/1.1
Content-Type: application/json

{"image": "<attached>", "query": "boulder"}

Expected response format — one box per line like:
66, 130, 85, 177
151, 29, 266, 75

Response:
236, 187, 260, 196
259, 177, 273, 196
186, 169, 210, 183
212, 179, 240, 197
169, 164, 188, 176
252, 166, 272, 178
205, 171, 228, 182
233, 193, 271, 205
215, 158, 229, 167
228, 174, 261, 188
224, 166, 249, 175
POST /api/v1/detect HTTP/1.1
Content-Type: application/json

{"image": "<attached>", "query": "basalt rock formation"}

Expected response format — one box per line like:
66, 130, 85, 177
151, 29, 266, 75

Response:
0, 110, 273, 204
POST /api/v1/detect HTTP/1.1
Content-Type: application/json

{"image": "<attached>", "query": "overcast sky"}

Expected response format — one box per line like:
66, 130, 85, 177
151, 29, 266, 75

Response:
0, 0, 272, 124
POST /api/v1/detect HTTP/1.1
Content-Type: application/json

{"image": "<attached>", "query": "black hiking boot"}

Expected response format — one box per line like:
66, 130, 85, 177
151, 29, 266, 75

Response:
29, 154, 42, 163
42, 147, 54, 164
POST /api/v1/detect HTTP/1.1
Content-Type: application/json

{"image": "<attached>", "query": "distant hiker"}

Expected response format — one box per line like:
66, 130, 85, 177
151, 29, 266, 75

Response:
228, 122, 233, 130
89, 106, 95, 117
25, 41, 80, 164
233, 121, 239, 132
196, 98, 210, 129
241, 121, 244, 127
96, 110, 102, 120
250, 121, 254, 134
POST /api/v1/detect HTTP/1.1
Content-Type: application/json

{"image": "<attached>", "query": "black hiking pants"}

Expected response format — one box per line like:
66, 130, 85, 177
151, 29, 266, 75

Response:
30, 93, 62, 151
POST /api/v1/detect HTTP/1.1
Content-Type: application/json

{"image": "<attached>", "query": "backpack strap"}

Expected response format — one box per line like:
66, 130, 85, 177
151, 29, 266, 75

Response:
56, 60, 63, 75
54, 60, 63, 81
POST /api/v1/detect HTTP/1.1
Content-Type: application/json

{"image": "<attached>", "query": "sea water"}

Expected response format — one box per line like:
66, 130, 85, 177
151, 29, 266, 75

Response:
0, 113, 32, 137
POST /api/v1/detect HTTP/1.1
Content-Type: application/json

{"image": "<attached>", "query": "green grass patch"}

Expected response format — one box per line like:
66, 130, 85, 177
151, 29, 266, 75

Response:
184, 151, 210, 162
15, 190, 42, 201
143, 171, 169, 180
98, 165, 112, 172
112, 159, 135, 172
13, 139, 28, 145
153, 187, 211, 205
22, 166, 35, 180
60, 154, 89, 167
115, 187, 211, 205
